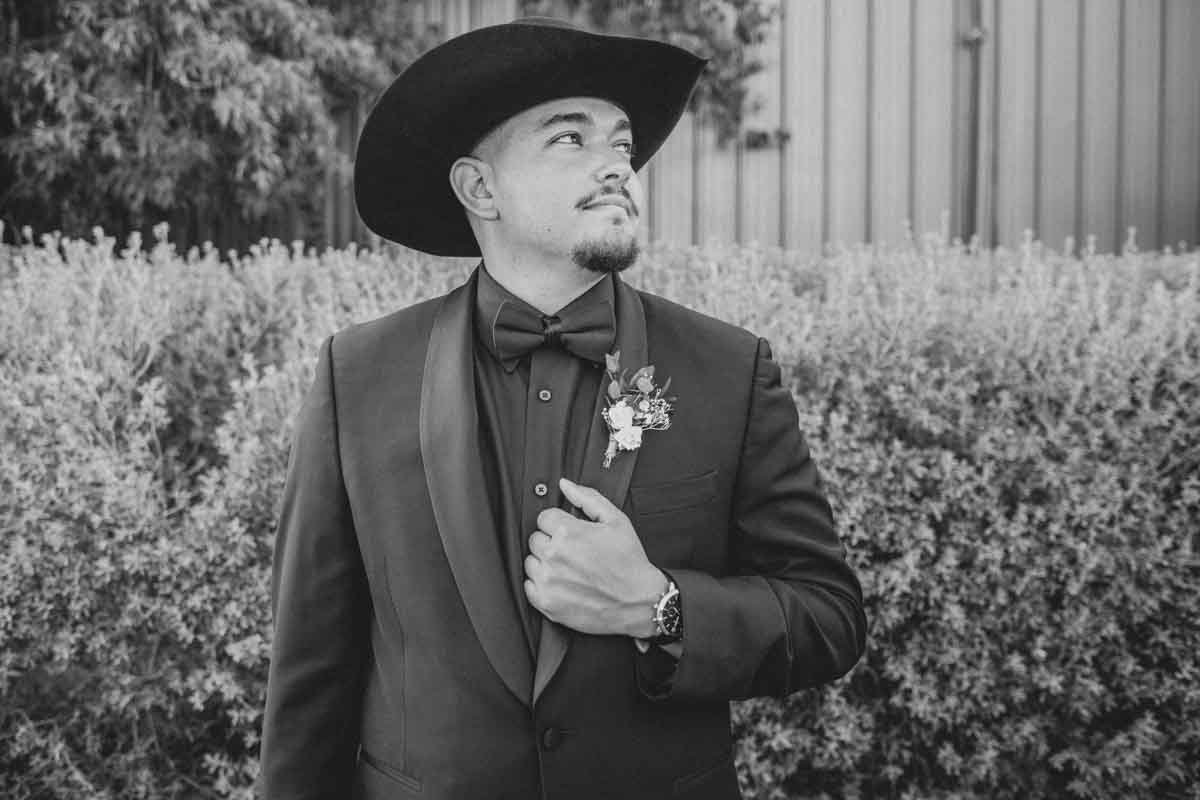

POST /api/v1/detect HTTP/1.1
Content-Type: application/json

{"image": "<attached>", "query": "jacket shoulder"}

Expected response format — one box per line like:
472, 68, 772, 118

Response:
638, 289, 761, 361
327, 293, 445, 367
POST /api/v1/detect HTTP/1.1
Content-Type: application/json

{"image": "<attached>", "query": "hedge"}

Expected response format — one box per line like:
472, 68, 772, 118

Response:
1, 223, 1198, 799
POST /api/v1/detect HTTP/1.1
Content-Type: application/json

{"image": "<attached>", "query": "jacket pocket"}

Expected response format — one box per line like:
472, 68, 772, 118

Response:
358, 748, 422, 794
631, 469, 718, 516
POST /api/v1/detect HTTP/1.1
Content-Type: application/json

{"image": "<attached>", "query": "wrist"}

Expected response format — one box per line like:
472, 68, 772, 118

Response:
626, 565, 668, 639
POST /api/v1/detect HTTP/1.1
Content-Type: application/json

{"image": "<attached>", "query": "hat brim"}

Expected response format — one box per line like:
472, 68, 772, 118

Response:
354, 20, 707, 256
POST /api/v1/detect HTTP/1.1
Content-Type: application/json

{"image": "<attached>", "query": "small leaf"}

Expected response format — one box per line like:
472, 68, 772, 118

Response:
661, 376, 672, 394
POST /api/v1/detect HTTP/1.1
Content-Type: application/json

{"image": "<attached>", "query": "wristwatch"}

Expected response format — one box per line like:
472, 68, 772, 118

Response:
649, 571, 683, 644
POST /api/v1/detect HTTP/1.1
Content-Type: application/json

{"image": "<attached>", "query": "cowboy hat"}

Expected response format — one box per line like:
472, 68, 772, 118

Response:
353, 16, 707, 256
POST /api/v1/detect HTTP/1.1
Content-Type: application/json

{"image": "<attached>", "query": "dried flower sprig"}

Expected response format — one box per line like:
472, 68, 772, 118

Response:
600, 349, 675, 468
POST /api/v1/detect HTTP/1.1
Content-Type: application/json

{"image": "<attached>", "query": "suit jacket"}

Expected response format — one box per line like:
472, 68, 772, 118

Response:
260, 269, 867, 800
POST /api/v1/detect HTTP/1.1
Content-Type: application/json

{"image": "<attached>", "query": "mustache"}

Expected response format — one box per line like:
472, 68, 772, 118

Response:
579, 191, 638, 216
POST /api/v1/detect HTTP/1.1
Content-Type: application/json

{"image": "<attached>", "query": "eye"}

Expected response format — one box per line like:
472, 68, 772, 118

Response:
551, 132, 636, 157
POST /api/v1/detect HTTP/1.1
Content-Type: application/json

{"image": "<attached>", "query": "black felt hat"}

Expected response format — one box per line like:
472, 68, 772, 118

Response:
353, 16, 707, 256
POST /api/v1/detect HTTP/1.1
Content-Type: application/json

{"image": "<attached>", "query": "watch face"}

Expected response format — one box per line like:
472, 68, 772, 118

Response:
659, 593, 682, 637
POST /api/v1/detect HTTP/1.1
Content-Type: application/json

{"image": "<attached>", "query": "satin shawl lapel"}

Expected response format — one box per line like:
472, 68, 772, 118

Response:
532, 274, 648, 706
420, 271, 533, 708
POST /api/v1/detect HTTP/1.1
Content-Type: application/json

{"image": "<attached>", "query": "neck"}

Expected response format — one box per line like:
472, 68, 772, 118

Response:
479, 251, 608, 315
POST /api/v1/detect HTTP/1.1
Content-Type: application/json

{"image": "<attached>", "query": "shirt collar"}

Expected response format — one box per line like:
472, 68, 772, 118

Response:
474, 262, 616, 372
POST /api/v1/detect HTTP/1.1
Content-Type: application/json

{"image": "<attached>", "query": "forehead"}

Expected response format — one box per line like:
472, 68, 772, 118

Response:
507, 96, 630, 132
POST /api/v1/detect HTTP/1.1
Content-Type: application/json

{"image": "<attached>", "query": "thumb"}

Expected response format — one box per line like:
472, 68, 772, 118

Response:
559, 477, 618, 523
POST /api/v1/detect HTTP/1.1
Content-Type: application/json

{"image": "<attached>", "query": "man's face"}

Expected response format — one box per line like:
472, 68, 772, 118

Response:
469, 96, 644, 273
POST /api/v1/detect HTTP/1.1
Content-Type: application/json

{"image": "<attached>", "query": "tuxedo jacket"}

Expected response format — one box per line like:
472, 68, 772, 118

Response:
260, 270, 867, 800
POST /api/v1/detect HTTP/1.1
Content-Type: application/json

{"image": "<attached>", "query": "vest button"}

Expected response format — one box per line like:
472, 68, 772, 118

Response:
541, 726, 562, 751
533, 482, 548, 497
538, 388, 552, 402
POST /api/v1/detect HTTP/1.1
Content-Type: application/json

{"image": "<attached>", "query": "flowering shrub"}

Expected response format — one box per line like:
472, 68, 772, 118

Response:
1, 224, 1197, 798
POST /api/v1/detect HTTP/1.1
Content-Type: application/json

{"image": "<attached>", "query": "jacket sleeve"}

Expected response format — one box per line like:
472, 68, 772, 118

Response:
641, 338, 867, 703
260, 335, 370, 798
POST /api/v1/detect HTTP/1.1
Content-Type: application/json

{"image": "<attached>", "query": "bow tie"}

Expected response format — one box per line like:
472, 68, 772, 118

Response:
491, 297, 615, 370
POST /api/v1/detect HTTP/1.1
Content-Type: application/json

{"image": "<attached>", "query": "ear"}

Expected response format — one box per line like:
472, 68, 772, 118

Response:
449, 156, 499, 222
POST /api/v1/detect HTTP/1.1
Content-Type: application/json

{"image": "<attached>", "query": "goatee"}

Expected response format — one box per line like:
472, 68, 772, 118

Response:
571, 234, 640, 274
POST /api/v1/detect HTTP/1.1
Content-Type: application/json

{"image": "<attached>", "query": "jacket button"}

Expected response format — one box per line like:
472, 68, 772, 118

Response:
541, 726, 562, 751
538, 388, 552, 402
533, 482, 548, 497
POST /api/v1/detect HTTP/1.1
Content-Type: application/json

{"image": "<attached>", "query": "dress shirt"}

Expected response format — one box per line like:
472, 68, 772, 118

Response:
471, 263, 680, 692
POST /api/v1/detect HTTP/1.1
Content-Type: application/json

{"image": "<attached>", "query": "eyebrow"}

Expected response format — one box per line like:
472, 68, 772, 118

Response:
534, 111, 632, 135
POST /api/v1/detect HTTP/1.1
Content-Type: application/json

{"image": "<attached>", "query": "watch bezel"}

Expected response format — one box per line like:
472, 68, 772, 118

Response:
652, 581, 682, 642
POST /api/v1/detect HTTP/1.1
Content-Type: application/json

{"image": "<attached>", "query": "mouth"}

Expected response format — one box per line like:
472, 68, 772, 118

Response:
583, 196, 635, 216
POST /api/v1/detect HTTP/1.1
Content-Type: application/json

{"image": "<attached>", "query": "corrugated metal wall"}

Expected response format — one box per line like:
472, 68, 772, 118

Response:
329, 0, 1200, 255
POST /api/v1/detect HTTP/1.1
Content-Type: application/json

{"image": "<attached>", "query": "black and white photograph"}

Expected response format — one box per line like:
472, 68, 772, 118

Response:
1, 1, 1197, 798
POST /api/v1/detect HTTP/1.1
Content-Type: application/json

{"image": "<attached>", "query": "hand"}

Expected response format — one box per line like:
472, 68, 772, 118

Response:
524, 477, 664, 637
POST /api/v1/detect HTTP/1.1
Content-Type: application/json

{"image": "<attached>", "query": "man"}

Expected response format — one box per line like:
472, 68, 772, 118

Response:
261, 16, 866, 800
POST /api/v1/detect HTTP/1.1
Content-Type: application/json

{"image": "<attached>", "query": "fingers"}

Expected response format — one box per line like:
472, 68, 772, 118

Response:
537, 506, 573, 534
528, 529, 552, 557
524, 553, 543, 581
559, 477, 617, 523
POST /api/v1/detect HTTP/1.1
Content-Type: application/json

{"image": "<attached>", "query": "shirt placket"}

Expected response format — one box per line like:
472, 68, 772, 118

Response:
520, 346, 580, 642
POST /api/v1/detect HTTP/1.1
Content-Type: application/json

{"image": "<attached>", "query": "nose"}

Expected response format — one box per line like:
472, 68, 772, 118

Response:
594, 152, 633, 186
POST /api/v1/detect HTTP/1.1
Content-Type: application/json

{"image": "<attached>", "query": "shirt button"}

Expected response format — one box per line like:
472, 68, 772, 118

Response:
541, 726, 562, 751
533, 482, 548, 497
538, 388, 552, 402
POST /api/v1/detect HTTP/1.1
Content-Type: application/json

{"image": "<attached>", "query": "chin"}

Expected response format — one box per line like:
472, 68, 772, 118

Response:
571, 230, 640, 274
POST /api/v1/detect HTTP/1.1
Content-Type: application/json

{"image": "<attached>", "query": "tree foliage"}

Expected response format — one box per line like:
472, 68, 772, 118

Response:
0, 0, 431, 248
0, 0, 775, 249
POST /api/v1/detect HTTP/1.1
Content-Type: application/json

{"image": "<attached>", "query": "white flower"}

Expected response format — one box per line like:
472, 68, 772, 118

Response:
613, 425, 643, 450
607, 402, 635, 430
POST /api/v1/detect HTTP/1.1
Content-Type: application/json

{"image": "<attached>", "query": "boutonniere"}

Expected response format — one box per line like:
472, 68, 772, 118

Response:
600, 350, 675, 468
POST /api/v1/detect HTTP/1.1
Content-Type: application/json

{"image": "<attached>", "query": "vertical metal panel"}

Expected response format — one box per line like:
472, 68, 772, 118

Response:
477, 0, 516, 27
911, 0, 956, 241
1120, 0, 1163, 249
1160, 0, 1200, 249
424, 0, 443, 34
781, 0, 826, 252
1079, 0, 1121, 253
955, 0, 995, 245
649, 112, 696, 246
443, 0, 471, 38
826, 0, 870, 247
740, 13, 783, 246
1038, 0, 1081, 252
992, 0, 1038, 247
693, 116, 738, 245
870, 0, 913, 246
